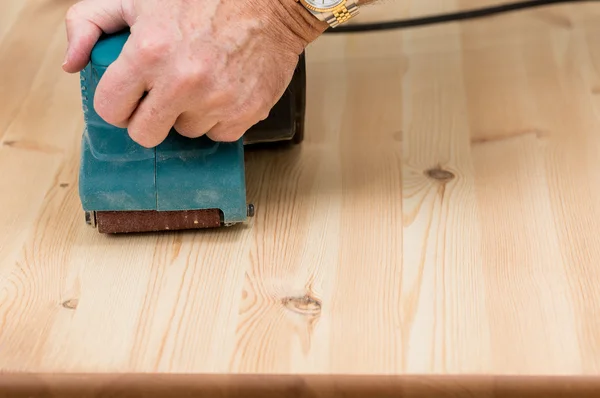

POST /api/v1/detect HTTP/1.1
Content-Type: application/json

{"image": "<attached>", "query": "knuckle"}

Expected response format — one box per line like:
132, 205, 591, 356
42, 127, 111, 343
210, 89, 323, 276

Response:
214, 87, 236, 106
238, 98, 266, 119
251, 101, 271, 122
134, 35, 171, 63
257, 106, 271, 121
173, 61, 209, 88
255, 95, 273, 114
65, 3, 83, 23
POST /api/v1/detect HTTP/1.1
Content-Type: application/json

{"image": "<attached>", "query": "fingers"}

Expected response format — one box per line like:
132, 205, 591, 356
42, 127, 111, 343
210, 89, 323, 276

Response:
63, 0, 129, 73
206, 121, 250, 143
94, 50, 147, 127
174, 112, 219, 139
93, 27, 173, 128
203, 104, 270, 142
127, 89, 180, 148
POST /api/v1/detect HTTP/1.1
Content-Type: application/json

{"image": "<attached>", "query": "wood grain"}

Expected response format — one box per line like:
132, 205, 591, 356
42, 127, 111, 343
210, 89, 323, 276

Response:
2, 0, 600, 395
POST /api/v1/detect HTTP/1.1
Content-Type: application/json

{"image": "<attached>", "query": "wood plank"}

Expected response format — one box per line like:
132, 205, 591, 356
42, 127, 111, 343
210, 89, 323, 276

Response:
0, 2, 26, 46
2, 0, 600, 395
461, 6, 600, 373
530, 24, 600, 374
0, 21, 80, 302
0, 0, 74, 138
398, 4, 490, 373
472, 133, 581, 374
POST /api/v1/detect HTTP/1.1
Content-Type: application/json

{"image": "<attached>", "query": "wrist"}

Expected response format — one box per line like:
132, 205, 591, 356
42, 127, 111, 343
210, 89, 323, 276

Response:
275, 0, 329, 48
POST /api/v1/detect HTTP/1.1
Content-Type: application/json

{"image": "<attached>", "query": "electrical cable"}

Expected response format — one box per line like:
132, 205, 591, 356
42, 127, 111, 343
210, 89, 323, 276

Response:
322, 0, 598, 33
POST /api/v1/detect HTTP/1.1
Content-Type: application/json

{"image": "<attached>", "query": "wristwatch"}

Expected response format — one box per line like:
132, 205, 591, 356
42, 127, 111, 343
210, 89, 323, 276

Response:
297, 0, 359, 28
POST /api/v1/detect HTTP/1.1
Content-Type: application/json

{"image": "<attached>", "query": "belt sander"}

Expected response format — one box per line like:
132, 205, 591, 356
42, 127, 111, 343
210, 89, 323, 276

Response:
78, 30, 305, 233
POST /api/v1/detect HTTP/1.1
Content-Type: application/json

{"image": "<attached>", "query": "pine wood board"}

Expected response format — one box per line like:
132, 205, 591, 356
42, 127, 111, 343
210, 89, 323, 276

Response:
2, 0, 600, 396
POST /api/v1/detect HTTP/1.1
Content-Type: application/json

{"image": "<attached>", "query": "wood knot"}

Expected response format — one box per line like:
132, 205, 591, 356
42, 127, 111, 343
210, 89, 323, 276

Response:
425, 167, 455, 183
62, 298, 79, 310
282, 295, 321, 316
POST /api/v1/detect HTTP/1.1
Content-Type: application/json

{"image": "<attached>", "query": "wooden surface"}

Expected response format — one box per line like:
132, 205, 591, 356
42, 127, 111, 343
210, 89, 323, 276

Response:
2, 0, 600, 396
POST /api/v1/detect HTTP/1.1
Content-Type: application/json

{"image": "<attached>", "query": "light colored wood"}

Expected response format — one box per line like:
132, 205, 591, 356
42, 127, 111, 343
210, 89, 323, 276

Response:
2, 0, 600, 395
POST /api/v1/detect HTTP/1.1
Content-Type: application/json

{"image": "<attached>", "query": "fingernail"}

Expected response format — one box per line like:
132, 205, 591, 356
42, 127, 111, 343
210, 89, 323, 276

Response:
62, 48, 69, 66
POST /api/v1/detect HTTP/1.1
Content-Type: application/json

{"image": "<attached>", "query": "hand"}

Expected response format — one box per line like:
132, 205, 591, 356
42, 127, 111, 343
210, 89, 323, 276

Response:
63, 0, 326, 147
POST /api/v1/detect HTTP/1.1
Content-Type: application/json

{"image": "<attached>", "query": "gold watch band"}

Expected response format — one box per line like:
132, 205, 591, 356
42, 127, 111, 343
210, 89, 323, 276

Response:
325, 2, 359, 27
296, 0, 359, 28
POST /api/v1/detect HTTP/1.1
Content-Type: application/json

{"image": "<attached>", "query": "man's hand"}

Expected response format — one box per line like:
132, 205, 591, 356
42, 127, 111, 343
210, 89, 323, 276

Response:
63, 0, 326, 147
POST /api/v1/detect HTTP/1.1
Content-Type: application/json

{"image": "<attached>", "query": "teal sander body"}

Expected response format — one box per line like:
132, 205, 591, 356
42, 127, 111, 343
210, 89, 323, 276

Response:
78, 31, 305, 233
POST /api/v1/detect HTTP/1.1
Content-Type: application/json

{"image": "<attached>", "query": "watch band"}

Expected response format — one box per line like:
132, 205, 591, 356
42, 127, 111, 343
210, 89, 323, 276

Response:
324, 0, 359, 27
297, 0, 360, 28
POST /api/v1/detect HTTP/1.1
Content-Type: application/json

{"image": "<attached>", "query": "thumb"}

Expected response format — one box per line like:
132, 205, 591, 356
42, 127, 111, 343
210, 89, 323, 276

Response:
63, 0, 131, 73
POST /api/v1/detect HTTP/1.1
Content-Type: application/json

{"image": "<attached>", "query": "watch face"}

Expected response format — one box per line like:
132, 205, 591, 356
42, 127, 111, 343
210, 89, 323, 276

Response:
303, 0, 344, 11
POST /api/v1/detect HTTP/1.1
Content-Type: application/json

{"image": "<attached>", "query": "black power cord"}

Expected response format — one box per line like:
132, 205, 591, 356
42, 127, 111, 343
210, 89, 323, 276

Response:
323, 0, 597, 33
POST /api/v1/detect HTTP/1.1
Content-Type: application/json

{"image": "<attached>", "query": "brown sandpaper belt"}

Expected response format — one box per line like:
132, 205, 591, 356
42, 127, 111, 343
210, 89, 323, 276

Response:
95, 209, 222, 234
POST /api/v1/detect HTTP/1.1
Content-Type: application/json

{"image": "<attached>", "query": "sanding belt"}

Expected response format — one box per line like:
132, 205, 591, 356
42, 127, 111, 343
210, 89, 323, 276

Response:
94, 210, 222, 234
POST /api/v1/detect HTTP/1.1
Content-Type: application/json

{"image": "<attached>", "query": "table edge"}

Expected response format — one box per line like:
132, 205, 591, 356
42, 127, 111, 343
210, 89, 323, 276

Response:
1, 373, 600, 397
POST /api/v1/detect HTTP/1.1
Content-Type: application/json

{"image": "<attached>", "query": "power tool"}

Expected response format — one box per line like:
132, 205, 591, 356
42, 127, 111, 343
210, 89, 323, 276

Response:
78, 30, 305, 233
